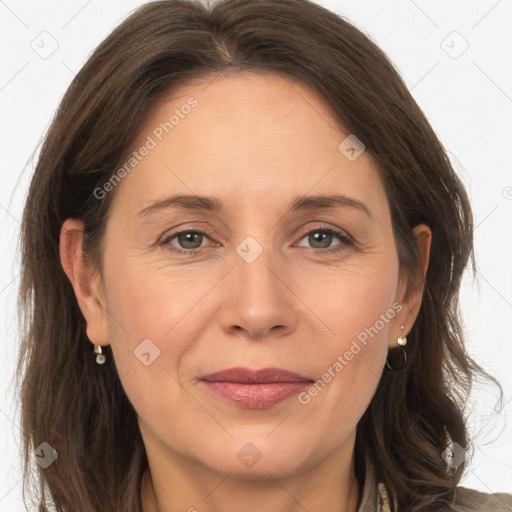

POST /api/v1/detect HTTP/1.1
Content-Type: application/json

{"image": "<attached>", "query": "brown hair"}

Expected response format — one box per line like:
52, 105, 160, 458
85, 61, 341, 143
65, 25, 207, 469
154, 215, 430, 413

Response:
16, 0, 503, 511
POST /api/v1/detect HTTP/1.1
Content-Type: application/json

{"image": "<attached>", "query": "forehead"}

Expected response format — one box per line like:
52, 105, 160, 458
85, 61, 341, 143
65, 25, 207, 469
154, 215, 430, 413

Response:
109, 71, 387, 217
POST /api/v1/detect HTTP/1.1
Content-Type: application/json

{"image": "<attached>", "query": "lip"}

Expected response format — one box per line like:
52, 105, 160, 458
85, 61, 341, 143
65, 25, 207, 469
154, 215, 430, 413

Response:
200, 367, 314, 409
201, 367, 313, 384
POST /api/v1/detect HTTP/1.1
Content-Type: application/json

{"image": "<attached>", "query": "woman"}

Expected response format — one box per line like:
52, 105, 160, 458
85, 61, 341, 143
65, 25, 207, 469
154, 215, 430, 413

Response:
16, 0, 512, 511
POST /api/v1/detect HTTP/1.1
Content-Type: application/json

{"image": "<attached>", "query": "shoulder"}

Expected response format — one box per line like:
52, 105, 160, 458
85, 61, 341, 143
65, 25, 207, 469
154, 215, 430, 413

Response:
449, 486, 512, 511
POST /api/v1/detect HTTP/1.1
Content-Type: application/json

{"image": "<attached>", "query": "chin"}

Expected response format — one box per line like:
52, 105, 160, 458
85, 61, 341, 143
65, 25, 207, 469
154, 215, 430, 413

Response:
191, 433, 320, 480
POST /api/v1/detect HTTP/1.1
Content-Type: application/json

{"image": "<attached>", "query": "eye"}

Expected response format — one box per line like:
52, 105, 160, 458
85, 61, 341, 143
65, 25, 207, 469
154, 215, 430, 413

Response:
295, 224, 354, 253
160, 229, 214, 254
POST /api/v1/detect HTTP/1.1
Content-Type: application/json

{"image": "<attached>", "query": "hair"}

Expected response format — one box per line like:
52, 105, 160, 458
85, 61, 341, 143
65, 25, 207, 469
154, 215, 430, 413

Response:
15, 0, 504, 511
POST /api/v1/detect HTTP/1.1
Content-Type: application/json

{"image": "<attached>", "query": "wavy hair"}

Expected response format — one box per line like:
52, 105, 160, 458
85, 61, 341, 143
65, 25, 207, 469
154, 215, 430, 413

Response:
16, 0, 503, 510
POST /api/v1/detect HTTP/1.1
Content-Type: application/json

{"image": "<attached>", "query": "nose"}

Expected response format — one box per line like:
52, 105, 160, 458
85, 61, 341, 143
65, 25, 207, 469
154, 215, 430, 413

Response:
217, 239, 299, 341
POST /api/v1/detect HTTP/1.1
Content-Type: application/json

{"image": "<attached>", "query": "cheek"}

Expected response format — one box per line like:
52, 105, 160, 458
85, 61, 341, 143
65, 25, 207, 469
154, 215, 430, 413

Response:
316, 254, 399, 350
99, 249, 191, 409
305, 257, 399, 413
102, 268, 195, 432
103, 244, 193, 342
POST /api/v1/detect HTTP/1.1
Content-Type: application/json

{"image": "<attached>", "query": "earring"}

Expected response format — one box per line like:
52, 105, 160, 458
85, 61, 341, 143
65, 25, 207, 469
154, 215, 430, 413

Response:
398, 324, 407, 344
93, 344, 106, 365
386, 325, 407, 370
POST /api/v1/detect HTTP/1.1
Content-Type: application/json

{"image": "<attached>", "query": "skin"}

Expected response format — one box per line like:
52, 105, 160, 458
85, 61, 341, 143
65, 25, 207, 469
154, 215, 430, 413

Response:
60, 71, 431, 512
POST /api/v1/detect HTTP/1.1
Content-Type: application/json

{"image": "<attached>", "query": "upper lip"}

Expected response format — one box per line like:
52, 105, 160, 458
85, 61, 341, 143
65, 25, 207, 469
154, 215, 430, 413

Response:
200, 367, 314, 384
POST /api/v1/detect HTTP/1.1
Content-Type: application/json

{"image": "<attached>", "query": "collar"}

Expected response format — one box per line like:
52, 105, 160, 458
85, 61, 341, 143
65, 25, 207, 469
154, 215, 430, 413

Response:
356, 456, 392, 512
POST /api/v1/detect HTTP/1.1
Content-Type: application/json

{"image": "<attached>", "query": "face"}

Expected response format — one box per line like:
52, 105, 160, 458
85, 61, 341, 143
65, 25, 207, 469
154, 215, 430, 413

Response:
72, 72, 418, 479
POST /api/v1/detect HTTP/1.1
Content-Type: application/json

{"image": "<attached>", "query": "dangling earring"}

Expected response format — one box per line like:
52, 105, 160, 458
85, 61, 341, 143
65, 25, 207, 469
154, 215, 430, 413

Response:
94, 344, 106, 365
386, 325, 407, 370
397, 323, 408, 347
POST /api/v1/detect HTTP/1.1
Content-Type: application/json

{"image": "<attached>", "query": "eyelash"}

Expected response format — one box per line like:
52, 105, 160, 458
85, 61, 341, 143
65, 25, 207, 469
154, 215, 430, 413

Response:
159, 224, 355, 256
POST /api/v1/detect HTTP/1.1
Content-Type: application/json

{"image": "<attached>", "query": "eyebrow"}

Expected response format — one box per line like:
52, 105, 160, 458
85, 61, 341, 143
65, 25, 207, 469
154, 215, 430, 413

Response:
135, 193, 372, 218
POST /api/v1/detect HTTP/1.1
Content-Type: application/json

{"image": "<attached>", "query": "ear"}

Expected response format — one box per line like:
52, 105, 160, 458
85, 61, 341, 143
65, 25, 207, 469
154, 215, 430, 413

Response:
389, 224, 432, 348
59, 218, 109, 348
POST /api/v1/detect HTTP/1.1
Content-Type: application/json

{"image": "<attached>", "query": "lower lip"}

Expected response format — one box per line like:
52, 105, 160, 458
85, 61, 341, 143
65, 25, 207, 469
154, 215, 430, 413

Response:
201, 381, 310, 408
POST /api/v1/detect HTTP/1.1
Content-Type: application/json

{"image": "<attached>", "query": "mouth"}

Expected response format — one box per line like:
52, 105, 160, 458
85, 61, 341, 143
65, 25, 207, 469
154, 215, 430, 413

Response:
199, 367, 315, 409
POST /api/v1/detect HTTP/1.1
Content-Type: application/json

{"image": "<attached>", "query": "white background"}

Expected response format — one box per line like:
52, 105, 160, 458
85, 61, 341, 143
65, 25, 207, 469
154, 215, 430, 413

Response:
1, 0, 511, 510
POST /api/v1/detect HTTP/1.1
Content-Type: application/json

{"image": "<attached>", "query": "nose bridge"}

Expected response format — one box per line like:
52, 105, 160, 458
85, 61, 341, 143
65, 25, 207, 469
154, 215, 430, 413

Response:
219, 230, 296, 337
233, 233, 281, 299
227, 202, 292, 293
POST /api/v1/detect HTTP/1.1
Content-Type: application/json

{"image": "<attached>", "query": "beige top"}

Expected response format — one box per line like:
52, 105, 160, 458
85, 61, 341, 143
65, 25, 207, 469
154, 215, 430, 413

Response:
356, 459, 512, 512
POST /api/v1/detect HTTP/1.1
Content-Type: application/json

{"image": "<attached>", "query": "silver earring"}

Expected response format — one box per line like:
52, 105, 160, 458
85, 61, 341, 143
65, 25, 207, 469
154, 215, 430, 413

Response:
94, 344, 106, 365
398, 324, 407, 345
386, 325, 407, 370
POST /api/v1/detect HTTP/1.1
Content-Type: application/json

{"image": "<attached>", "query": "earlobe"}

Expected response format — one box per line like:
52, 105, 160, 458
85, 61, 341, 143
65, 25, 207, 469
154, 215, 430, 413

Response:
59, 218, 109, 347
